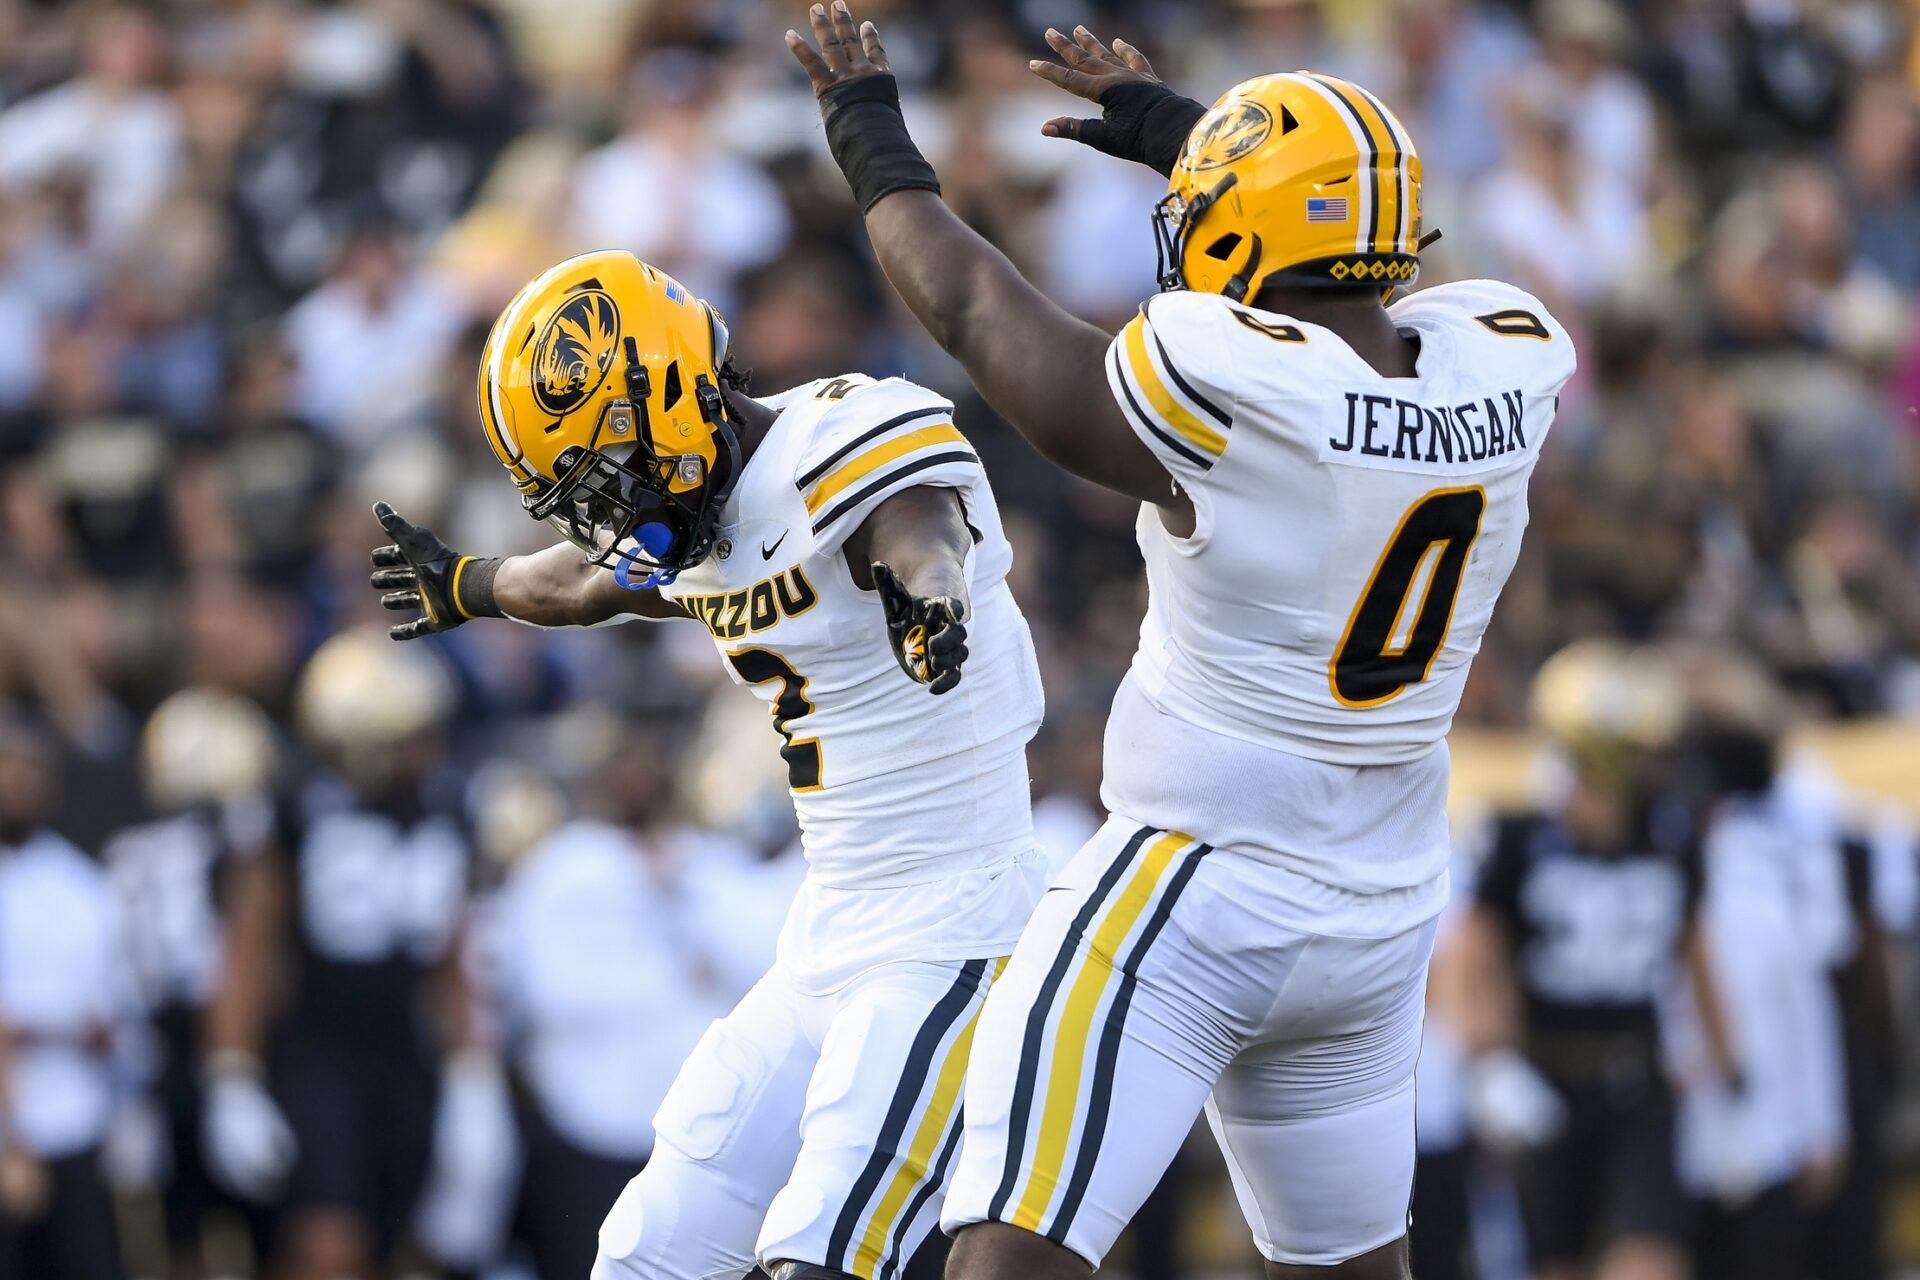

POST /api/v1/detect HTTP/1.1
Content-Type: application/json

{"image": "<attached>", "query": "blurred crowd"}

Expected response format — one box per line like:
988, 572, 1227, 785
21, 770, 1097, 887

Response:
0, 0, 1917, 1277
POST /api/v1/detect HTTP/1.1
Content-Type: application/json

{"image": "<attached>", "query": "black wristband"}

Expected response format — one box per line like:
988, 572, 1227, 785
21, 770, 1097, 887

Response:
1102, 81, 1209, 178
453, 556, 504, 620
820, 75, 941, 212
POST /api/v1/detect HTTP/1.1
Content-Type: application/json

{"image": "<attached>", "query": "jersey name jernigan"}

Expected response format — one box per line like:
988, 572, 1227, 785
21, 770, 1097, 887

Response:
1330, 388, 1530, 466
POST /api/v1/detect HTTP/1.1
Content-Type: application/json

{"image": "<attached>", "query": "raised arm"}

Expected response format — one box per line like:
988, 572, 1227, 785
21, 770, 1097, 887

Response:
787, 4, 1173, 506
369, 502, 683, 641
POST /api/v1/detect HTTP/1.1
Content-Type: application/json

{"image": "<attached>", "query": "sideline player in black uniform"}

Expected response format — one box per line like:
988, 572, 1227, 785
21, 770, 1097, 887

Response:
1457, 642, 1736, 1280
215, 632, 479, 1280
102, 691, 284, 1277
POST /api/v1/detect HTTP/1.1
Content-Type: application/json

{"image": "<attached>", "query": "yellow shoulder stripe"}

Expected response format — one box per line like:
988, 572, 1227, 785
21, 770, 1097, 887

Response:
1121, 319, 1226, 458
1012, 831, 1191, 1230
803, 423, 969, 516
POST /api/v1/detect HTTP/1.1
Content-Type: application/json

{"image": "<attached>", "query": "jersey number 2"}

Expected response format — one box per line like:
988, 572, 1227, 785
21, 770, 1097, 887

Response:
726, 648, 824, 791
1330, 486, 1487, 707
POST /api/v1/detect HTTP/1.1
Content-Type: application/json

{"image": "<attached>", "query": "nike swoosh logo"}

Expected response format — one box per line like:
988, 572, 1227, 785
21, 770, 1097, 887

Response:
761, 531, 788, 560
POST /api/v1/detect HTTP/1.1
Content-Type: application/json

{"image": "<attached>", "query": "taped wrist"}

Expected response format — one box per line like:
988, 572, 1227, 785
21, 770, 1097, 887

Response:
821, 75, 940, 212
1101, 81, 1209, 177
452, 556, 504, 620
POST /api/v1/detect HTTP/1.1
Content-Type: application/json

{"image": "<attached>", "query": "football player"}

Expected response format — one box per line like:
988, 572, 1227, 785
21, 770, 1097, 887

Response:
102, 690, 284, 1277
227, 632, 482, 1280
787, 9, 1577, 1279
368, 250, 1046, 1280
1461, 643, 1728, 1280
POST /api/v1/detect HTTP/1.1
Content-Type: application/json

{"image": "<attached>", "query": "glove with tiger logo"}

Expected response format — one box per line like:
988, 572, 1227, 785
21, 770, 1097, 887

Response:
871, 562, 968, 695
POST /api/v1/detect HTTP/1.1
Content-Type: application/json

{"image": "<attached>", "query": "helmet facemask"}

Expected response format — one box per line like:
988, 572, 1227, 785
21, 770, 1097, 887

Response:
526, 325, 741, 589
1152, 173, 1257, 298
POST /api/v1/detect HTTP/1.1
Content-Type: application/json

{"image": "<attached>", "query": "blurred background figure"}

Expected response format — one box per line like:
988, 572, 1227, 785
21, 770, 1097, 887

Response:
1663, 655, 1849, 1280
1454, 643, 1712, 1280
481, 715, 768, 1280
101, 690, 281, 1280
0, 0, 1911, 1276
0, 715, 132, 1280
234, 631, 476, 1280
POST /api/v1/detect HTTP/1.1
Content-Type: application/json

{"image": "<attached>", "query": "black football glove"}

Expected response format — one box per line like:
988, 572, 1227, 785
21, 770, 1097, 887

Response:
369, 502, 502, 641
871, 562, 968, 695
1054, 80, 1208, 177
1028, 28, 1206, 177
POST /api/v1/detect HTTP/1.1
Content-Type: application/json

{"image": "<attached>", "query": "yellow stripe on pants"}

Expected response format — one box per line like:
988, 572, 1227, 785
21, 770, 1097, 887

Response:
852, 956, 1008, 1278
1012, 831, 1190, 1230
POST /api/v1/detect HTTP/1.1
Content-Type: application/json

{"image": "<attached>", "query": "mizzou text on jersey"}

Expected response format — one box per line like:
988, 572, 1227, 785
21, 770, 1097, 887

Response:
591, 373, 1047, 1280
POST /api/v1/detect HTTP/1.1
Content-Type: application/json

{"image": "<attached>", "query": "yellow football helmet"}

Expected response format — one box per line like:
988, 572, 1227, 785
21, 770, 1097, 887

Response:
1155, 72, 1424, 300
477, 250, 740, 585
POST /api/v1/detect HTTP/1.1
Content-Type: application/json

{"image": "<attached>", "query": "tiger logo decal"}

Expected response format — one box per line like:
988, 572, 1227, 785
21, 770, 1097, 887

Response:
1184, 100, 1274, 172
531, 288, 621, 418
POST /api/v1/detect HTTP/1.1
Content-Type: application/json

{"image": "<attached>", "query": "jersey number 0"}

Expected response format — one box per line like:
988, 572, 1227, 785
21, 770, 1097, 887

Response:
1330, 486, 1487, 707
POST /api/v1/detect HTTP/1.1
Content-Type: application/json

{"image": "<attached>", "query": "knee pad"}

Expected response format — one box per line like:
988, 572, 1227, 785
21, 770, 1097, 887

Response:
592, 1148, 761, 1280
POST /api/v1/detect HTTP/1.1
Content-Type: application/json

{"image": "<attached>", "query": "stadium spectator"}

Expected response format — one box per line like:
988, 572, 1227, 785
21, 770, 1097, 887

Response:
0, 7, 181, 258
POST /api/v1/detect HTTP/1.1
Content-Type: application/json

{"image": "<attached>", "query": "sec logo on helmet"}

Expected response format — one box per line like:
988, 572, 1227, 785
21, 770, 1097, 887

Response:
532, 288, 621, 418
1184, 100, 1274, 172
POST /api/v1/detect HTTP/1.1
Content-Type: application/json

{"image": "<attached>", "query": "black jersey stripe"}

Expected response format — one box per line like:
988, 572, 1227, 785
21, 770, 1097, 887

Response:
796, 404, 954, 490
1143, 310, 1231, 428
808, 449, 979, 539
1044, 843, 1210, 1243
986, 825, 1159, 1220
1108, 345, 1214, 471
1306, 74, 1380, 255
824, 958, 991, 1271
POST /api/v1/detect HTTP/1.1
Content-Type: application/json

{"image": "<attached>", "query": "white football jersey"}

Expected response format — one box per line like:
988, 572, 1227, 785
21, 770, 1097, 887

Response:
661, 374, 1044, 898
1104, 280, 1576, 768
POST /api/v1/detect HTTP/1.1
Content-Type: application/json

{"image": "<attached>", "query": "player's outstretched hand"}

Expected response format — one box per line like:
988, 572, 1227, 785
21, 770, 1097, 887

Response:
872, 562, 969, 696
786, 1, 891, 98
1026, 27, 1205, 177
1029, 26, 1160, 138
369, 502, 470, 642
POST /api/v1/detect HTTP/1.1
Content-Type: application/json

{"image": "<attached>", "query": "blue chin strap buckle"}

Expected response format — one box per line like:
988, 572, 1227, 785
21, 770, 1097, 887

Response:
612, 522, 678, 591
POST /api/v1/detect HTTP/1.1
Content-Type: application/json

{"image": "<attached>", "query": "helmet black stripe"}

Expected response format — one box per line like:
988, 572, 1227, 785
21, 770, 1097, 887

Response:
1348, 80, 1411, 251
1304, 74, 1380, 258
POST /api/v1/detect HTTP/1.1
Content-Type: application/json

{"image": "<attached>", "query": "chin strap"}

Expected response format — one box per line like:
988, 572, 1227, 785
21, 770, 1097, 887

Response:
1223, 233, 1264, 303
